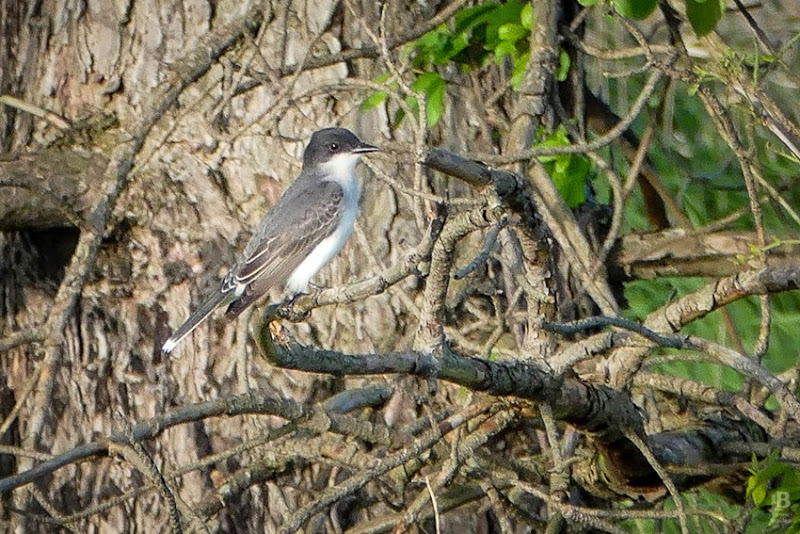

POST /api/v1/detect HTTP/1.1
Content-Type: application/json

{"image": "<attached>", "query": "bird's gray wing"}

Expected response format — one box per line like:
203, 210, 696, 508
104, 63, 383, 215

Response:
223, 179, 344, 315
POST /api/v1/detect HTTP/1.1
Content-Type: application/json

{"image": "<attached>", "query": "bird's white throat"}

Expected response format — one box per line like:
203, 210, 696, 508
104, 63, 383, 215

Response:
321, 152, 363, 194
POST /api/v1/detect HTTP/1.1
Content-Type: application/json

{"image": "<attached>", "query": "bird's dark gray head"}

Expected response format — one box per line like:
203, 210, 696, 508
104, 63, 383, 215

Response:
303, 128, 379, 170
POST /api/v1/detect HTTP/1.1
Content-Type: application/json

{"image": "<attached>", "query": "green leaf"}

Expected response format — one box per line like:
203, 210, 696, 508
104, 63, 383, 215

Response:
551, 156, 588, 208
484, 1, 525, 49
747, 452, 800, 509
411, 73, 447, 127
555, 153, 571, 174
498, 22, 527, 42
750, 482, 767, 507
412, 72, 442, 93
454, 2, 500, 33
415, 28, 448, 51
511, 52, 530, 89
535, 125, 570, 163
410, 28, 450, 67
426, 77, 446, 127
360, 91, 387, 111
494, 41, 518, 63
449, 31, 471, 59
686, 0, 724, 36
556, 49, 571, 82
521, 3, 534, 30
578, 0, 600, 5
612, 0, 659, 20
534, 125, 590, 208
391, 107, 406, 130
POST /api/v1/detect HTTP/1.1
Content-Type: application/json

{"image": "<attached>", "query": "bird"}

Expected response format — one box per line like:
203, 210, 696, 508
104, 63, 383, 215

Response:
161, 127, 379, 354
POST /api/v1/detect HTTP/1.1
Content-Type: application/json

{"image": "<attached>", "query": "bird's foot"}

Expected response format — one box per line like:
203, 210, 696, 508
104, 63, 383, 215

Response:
279, 293, 311, 322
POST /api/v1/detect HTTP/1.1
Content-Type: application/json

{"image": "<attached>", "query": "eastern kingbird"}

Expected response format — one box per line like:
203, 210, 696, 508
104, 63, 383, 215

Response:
161, 128, 379, 354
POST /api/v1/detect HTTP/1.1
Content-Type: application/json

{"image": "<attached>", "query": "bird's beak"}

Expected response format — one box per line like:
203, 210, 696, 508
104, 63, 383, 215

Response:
353, 142, 380, 154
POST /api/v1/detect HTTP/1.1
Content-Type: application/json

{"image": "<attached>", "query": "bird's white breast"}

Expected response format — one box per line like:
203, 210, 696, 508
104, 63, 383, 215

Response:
284, 153, 362, 294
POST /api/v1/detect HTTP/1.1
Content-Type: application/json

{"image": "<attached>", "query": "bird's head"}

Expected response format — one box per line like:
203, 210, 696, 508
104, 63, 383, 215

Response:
303, 128, 379, 176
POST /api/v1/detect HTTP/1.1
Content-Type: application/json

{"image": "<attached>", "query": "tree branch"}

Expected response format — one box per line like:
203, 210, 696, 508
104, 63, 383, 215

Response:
0, 386, 391, 494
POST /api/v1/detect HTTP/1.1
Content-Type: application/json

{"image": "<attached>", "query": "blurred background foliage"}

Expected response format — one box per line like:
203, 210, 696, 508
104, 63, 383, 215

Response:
365, 0, 800, 390
363, 0, 800, 530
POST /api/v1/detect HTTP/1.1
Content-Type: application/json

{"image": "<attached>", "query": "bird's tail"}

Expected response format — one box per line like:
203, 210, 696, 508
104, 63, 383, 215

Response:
162, 289, 232, 354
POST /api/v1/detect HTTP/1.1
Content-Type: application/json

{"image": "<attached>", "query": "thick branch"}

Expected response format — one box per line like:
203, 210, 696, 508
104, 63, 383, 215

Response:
255, 321, 767, 500
423, 147, 538, 232
0, 386, 391, 494
611, 230, 800, 280
645, 265, 800, 333
423, 146, 619, 316
0, 150, 107, 230
257, 320, 642, 435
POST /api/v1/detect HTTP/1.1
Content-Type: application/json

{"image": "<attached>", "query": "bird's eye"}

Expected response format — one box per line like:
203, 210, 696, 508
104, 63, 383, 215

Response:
329, 143, 340, 152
